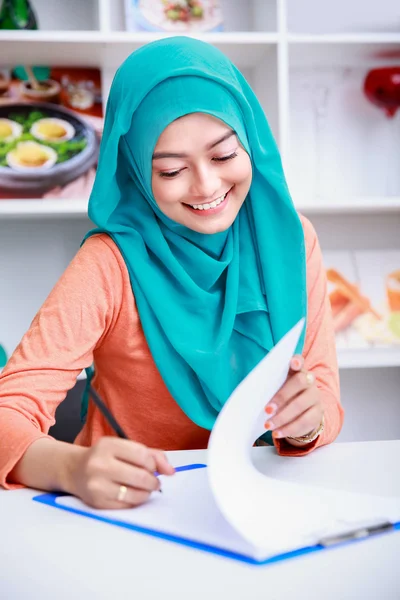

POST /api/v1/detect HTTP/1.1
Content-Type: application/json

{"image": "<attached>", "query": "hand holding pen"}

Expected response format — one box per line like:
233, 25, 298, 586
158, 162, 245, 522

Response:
63, 385, 175, 510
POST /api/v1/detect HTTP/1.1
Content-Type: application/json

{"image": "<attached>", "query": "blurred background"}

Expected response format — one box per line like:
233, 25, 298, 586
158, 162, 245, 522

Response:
0, 0, 399, 443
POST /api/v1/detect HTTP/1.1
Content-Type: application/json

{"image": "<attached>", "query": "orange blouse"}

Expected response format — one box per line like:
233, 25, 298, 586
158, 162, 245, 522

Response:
0, 215, 343, 489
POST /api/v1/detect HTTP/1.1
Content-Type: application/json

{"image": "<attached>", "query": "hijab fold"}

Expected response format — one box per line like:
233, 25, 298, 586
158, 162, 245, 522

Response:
83, 36, 307, 430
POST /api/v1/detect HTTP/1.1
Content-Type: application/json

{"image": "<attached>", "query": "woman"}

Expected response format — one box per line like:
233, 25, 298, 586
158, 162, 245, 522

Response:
0, 37, 343, 509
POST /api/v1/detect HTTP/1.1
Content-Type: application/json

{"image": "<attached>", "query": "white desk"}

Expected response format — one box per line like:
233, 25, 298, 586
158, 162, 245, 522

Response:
0, 441, 399, 600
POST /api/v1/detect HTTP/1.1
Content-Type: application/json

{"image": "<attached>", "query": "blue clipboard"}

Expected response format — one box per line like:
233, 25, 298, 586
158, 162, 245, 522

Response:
32, 463, 400, 567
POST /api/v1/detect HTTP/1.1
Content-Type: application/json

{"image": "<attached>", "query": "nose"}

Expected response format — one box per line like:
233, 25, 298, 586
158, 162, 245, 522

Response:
189, 162, 221, 200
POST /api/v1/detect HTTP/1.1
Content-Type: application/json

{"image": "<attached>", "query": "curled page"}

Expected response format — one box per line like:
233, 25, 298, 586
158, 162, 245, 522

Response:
207, 319, 400, 556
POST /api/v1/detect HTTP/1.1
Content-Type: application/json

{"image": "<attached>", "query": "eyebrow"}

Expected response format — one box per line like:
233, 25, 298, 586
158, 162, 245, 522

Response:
152, 130, 235, 160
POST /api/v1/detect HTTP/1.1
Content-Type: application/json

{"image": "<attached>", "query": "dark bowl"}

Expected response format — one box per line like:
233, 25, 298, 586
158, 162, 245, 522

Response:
0, 102, 99, 193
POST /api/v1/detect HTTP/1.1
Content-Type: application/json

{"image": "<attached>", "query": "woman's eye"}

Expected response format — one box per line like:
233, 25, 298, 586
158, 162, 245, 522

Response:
213, 151, 238, 163
158, 152, 237, 178
159, 169, 181, 178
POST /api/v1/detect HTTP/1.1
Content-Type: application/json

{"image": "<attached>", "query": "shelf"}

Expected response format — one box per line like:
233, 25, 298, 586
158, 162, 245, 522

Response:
296, 197, 400, 215
338, 348, 400, 369
0, 199, 89, 219
71, 351, 400, 373
0, 30, 277, 69
288, 34, 400, 66
1, 197, 399, 219
2, 355, 399, 377
288, 33, 400, 44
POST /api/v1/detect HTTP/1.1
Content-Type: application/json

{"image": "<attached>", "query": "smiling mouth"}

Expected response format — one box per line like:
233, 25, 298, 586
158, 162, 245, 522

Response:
184, 188, 232, 214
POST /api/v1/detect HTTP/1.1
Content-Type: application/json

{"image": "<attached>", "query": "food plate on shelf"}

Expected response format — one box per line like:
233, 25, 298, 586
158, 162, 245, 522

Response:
124, 0, 224, 33
0, 103, 98, 193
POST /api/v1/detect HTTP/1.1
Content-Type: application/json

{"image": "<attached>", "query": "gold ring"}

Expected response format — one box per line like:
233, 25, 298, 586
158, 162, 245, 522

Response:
117, 484, 128, 502
305, 371, 315, 386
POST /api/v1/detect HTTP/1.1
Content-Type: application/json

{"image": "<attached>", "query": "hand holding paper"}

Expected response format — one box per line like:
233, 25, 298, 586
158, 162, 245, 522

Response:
264, 352, 324, 441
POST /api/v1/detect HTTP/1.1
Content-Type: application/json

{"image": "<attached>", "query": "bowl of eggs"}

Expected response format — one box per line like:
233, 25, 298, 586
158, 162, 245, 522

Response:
0, 102, 98, 192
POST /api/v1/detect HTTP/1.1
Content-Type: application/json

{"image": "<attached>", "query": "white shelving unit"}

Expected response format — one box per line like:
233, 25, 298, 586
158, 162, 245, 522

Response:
0, 0, 399, 442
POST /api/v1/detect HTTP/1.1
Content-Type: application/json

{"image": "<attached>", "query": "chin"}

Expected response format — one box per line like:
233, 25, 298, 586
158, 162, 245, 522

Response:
199, 222, 232, 234
188, 215, 235, 235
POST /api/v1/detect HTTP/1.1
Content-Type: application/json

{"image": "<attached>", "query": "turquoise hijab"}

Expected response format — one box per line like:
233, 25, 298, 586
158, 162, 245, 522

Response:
83, 36, 307, 430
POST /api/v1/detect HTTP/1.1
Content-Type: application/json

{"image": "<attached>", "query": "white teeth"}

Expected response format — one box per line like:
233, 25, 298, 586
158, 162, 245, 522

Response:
190, 192, 227, 211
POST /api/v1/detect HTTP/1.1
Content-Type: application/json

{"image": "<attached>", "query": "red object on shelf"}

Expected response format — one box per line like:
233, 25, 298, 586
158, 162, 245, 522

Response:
363, 67, 400, 118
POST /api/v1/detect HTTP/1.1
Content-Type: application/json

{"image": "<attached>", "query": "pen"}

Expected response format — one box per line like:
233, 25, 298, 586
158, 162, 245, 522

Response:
318, 521, 393, 547
88, 384, 162, 492
89, 384, 128, 439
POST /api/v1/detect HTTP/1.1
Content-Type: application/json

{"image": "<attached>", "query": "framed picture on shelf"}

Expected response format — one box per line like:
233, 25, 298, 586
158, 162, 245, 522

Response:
124, 0, 224, 32
0, 66, 103, 201
324, 250, 400, 350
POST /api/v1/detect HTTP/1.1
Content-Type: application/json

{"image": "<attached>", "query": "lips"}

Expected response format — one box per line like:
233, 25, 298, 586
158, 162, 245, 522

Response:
184, 187, 232, 216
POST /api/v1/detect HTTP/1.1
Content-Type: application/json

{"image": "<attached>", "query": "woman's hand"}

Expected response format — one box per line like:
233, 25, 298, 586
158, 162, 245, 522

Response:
64, 437, 175, 509
264, 355, 324, 444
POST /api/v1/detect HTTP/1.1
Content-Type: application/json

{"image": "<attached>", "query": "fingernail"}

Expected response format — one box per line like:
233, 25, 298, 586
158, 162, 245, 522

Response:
264, 420, 275, 430
273, 430, 284, 438
265, 403, 277, 416
291, 357, 302, 370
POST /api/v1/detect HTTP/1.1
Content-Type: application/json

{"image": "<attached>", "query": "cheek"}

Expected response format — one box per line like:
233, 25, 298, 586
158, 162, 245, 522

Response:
229, 156, 252, 187
152, 176, 184, 207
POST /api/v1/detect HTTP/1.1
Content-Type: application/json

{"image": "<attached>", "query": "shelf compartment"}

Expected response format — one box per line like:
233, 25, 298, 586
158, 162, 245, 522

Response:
286, 0, 400, 36
21, 0, 100, 31
105, 0, 278, 34
287, 64, 400, 202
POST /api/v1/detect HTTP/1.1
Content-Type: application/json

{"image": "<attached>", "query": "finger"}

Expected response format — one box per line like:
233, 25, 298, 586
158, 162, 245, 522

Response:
264, 388, 316, 433
111, 439, 157, 472
107, 482, 152, 508
150, 448, 175, 476
290, 354, 304, 372
266, 370, 313, 416
110, 459, 161, 492
272, 405, 322, 439
82, 479, 151, 510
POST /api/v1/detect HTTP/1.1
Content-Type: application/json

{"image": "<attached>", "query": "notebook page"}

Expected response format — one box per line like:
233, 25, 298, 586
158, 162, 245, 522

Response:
56, 468, 263, 560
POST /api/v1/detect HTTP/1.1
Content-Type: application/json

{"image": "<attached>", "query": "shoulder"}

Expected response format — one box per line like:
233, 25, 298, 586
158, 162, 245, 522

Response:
79, 233, 126, 269
51, 233, 130, 310
74, 233, 129, 286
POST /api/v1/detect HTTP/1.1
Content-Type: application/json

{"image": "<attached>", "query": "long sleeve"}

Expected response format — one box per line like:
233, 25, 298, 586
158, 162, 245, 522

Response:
274, 215, 344, 456
0, 235, 123, 488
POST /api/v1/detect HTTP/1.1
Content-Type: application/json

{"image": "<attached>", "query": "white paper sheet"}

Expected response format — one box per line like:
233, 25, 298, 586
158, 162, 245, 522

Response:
207, 318, 400, 555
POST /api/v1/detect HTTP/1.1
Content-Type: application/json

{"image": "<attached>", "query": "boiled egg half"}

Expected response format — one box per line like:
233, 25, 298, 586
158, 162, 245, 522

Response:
0, 118, 23, 143
6, 141, 57, 171
31, 118, 75, 143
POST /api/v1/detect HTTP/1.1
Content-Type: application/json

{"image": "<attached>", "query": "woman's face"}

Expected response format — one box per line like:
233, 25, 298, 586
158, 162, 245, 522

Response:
151, 113, 252, 234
